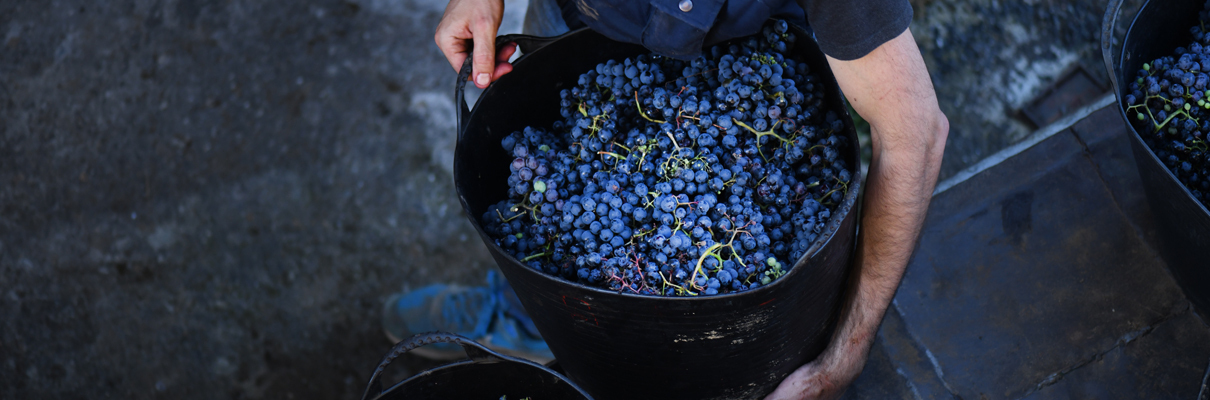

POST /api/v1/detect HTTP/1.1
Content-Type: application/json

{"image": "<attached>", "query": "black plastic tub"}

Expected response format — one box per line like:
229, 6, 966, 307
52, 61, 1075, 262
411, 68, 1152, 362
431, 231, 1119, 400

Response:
452, 26, 862, 400
1103, 0, 1210, 313
361, 332, 592, 400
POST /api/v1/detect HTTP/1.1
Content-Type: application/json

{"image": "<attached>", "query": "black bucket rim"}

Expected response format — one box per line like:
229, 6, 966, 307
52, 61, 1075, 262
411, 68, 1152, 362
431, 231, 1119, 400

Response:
453, 24, 862, 302
1103, 0, 1210, 217
362, 332, 593, 400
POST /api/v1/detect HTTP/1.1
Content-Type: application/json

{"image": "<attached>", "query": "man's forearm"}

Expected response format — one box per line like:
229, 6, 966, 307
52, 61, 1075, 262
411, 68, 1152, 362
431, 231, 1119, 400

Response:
821, 27, 949, 380
762, 29, 947, 400
823, 115, 947, 372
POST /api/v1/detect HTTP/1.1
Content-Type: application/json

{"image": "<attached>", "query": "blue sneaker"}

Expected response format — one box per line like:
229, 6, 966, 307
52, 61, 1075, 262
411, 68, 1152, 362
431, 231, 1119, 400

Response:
382, 271, 553, 362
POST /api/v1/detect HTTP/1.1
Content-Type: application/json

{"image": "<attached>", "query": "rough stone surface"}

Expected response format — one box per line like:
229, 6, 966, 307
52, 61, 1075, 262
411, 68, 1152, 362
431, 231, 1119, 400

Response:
911, 0, 1117, 179
0, 0, 514, 398
1020, 68, 1106, 128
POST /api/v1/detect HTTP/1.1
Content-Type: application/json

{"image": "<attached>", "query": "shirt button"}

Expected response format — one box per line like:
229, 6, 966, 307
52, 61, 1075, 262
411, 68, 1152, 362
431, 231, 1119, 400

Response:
679, 0, 693, 12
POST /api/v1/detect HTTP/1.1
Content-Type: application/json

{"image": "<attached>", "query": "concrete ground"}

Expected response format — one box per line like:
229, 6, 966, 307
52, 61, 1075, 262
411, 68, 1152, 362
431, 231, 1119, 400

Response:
0, 0, 1170, 399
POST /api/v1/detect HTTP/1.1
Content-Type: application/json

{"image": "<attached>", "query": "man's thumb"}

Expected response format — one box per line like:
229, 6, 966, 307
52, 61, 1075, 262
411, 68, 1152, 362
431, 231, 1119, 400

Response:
471, 25, 497, 88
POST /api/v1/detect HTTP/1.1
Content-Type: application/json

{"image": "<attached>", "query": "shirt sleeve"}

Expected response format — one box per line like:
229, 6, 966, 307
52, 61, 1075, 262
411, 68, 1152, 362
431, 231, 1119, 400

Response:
796, 0, 913, 60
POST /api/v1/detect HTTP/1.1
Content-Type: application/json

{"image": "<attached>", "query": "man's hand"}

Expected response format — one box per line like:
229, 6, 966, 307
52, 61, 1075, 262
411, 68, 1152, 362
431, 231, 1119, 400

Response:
763, 346, 865, 400
434, 0, 518, 88
765, 27, 948, 400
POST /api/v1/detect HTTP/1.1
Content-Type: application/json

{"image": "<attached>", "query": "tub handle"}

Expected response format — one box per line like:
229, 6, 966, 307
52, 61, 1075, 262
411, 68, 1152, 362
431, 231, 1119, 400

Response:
360, 331, 509, 400
455, 34, 564, 139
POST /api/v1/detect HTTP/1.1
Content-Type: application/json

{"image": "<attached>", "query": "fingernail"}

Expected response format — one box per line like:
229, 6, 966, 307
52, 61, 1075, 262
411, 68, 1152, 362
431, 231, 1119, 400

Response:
476, 73, 490, 87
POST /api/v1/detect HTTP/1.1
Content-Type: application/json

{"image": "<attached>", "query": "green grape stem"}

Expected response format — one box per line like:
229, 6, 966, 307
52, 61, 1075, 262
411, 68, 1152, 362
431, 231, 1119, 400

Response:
732, 118, 790, 144
521, 252, 548, 262
688, 227, 751, 291
1190, 139, 1209, 152
597, 151, 625, 160
1127, 94, 1201, 133
658, 271, 695, 296
636, 92, 666, 124
689, 243, 725, 291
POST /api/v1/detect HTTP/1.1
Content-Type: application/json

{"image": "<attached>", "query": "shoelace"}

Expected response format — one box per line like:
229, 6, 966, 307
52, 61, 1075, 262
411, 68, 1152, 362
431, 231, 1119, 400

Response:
488, 271, 544, 338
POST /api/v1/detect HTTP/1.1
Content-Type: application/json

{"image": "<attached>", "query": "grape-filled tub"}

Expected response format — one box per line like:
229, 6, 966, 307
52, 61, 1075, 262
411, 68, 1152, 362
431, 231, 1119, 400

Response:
452, 24, 861, 400
1104, 0, 1210, 313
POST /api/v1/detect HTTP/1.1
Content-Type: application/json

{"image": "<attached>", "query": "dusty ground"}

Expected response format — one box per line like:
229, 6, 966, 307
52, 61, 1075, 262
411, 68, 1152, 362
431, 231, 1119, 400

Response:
0, 0, 1128, 398
0, 0, 507, 398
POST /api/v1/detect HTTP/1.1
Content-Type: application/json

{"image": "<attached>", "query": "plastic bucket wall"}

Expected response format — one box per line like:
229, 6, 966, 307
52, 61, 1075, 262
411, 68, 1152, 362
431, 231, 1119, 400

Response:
1104, 0, 1210, 313
453, 27, 861, 400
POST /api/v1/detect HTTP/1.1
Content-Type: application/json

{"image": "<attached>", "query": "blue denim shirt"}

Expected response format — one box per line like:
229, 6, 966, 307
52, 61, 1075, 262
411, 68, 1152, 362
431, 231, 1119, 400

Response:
566, 0, 806, 60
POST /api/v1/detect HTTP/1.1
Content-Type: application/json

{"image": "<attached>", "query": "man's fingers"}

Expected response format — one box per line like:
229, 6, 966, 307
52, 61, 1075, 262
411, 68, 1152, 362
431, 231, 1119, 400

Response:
445, 44, 469, 73
470, 21, 499, 88
497, 42, 518, 62
490, 43, 517, 80
435, 30, 471, 72
492, 62, 514, 80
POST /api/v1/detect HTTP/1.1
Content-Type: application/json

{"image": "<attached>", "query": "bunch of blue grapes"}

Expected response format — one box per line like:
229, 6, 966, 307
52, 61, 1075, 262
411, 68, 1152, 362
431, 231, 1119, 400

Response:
1125, 8, 1210, 207
482, 20, 853, 296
